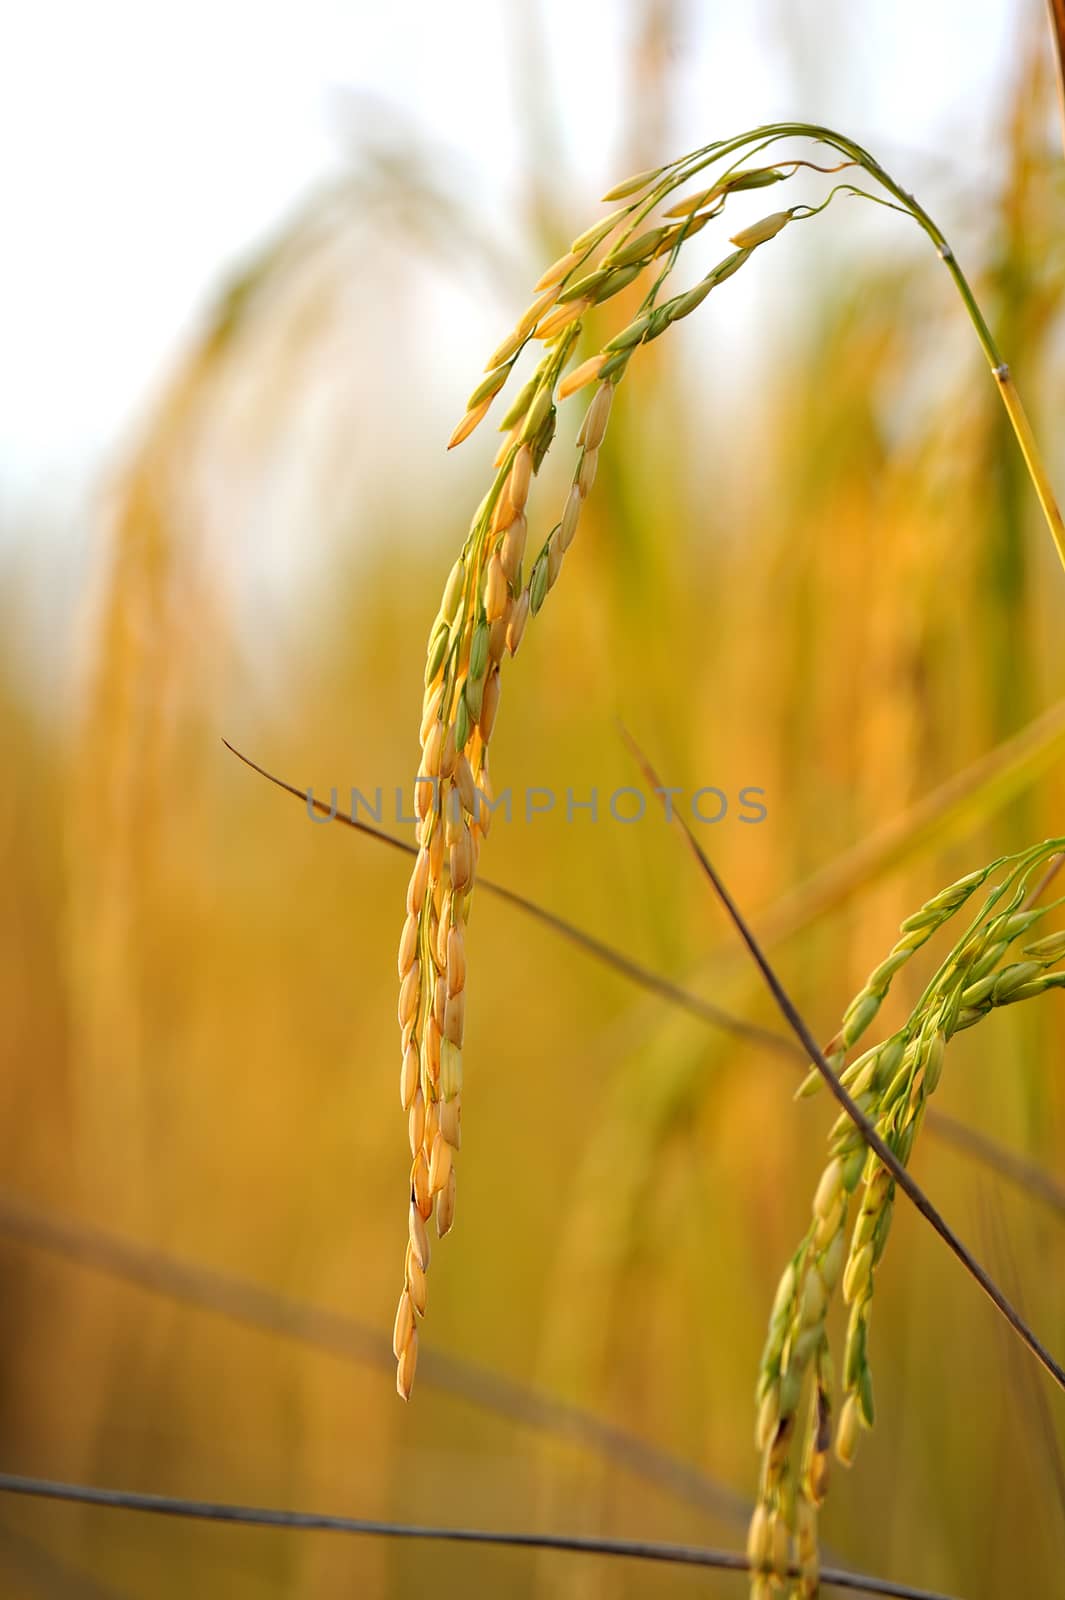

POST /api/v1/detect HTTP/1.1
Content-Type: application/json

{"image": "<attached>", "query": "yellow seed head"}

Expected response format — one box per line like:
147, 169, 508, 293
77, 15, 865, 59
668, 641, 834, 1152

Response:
756, 1385, 779, 1450
446, 924, 466, 995
746, 1504, 771, 1569
423, 1022, 441, 1089
441, 558, 465, 620
488, 613, 509, 663
420, 681, 445, 744
400, 1042, 420, 1110
559, 485, 581, 552
501, 514, 527, 583
406, 848, 430, 915
535, 298, 588, 341
429, 1130, 453, 1194
444, 798, 463, 847
439, 1095, 461, 1148
408, 1087, 426, 1157
484, 325, 527, 371
480, 669, 501, 742
558, 353, 606, 401
534, 247, 584, 291
799, 1266, 827, 1327
413, 1148, 431, 1219
662, 185, 718, 218
448, 396, 492, 450
408, 1200, 431, 1272
393, 1290, 414, 1361
547, 533, 564, 588
795, 1496, 817, 1557
485, 552, 509, 622
414, 775, 434, 821
842, 1241, 874, 1305
806, 1446, 830, 1505
422, 719, 444, 777
729, 210, 791, 250
818, 1228, 845, 1292
812, 1157, 843, 1220
396, 1325, 418, 1400
450, 827, 473, 893
444, 989, 465, 1046
398, 913, 419, 980
572, 208, 626, 251
835, 1394, 862, 1467
405, 1243, 428, 1315
440, 1038, 463, 1099
516, 286, 560, 339
440, 723, 458, 779
491, 488, 516, 534
600, 163, 663, 201
509, 443, 533, 509
454, 754, 477, 815
424, 1095, 440, 1153
580, 382, 614, 450
506, 590, 530, 655
437, 1167, 457, 1237
397, 961, 421, 1030
813, 1194, 844, 1250
493, 426, 520, 469
770, 1511, 791, 1579
428, 821, 444, 881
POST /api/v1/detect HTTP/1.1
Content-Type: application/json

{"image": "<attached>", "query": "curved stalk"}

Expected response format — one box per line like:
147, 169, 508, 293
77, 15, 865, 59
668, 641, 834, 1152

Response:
665, 122, 1065, 571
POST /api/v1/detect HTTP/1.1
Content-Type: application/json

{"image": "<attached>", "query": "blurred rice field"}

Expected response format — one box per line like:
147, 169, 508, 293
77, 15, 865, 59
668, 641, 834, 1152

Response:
3, 4, 1065, 1596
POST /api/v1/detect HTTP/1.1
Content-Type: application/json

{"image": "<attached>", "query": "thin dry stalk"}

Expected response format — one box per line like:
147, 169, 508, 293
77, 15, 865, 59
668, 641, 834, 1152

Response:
228, 739, 1065, 1229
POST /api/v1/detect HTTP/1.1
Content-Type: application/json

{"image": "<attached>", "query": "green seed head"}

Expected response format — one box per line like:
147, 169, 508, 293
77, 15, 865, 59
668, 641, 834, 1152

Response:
600, 163, 665, 202
499, 374, 540, 431
1023, 928, 1065, 963
605, 313, 653, 353
604, 225, 668, 269
841, 990, 881, 1047
992, 959, 1045, 1002
529, 555, 549, 616
729, 210, 791, 249
468, 620, 489, 683
466, 364, 511, 410
425, 619, 451, 685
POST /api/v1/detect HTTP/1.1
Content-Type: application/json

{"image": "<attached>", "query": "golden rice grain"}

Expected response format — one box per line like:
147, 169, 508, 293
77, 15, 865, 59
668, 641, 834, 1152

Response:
436, 1167, 457, 1237
392, 1290, 414, 1362
447, 397, 492, 450
429, 1131, 453, 1194
535, 298, 588, 341
406, 1245, 428, 1316
558, 353, 606, 400
484, 553, 509, 621
729, 209, 791, 249
506, 591, 530, 654
396, 1324, 418, 1400
400, 1042, 419, 1110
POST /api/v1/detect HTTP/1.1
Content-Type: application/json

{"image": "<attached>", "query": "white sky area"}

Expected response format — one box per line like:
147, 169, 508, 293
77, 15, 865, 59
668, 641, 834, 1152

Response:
0, 0, 1024, 559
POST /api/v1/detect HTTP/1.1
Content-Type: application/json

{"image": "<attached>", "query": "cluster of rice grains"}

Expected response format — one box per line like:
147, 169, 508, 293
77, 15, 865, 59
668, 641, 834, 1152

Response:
391, 129, 1063, 1588
747, 840, 1065, 1596
391, 129, 877, 1400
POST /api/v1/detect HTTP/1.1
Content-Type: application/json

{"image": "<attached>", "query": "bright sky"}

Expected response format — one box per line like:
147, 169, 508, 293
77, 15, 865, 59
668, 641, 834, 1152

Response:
0, 0, 1022, 530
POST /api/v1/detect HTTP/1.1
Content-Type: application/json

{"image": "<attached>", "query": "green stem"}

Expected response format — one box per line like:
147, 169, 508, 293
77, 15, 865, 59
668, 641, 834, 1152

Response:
666, 122, 1065, 575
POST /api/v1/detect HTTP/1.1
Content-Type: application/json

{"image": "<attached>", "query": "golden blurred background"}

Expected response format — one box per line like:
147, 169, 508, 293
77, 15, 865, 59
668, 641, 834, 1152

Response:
3, 1, 1065, 1595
